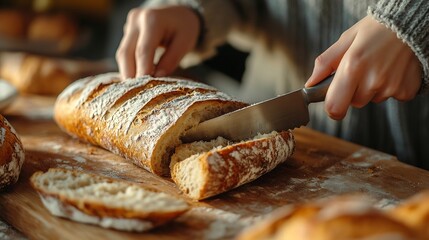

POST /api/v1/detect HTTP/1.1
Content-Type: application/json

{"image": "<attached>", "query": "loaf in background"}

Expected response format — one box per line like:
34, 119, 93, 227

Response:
0, 114, 25, 190
0, 52, 72, 95
54, 73, 247, 176
30, 168, 190, 232
171, 131, 295, 200
237, 194, 422, 240
0, 9, 29, 39
0, 52, 115, 95
27, 13, 78, 53
388, 190, 429, 237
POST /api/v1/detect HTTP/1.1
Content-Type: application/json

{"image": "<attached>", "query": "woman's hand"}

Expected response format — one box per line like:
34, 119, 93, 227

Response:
306, 16, 422, 120
116, 6, 200, 79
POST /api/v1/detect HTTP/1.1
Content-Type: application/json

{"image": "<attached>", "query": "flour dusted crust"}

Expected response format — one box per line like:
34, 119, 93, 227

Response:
54, 73, 247, 176
237, 195, 420, 240
0, 114, 25, 190
30, 168, 190, 232
171, 131, 295, 200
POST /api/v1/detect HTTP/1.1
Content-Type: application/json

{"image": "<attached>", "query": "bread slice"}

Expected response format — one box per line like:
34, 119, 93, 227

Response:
170, 131, 295, 200
30, 168, 189, 232
54, 73, 247, 176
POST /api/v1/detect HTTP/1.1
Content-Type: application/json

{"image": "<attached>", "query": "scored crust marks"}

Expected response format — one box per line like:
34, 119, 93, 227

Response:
74, 73, 121, 106
86, 77, 216, 121
128, 92, 238, 167
103, 82, 215, 134
87, 77, 154, 119
56, 73, 103, 102
66, 74, 220, 135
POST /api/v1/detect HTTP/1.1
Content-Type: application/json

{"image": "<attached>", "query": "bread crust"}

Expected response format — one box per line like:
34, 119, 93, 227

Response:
0, 114, 25, 190
171, 131, 295, 200
54, 73, 247, 176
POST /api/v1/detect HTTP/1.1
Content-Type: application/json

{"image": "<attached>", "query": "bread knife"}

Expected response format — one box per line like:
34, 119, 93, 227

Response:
181, 74, 334, 142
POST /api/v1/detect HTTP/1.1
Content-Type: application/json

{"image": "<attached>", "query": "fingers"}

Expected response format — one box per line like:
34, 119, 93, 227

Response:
324, 56, 360, 120
117, 8, 164, 79
116, 9, 141, 79
135, 11, 164, 77
305, 27, 358, 88
115, 6, 200, 79
320, 16, 422, 120
324, 18, 386, 119
305, 24, 359, 120
155, 32, 197, 77
153, 7, 199, 77
305, 26, 358, 120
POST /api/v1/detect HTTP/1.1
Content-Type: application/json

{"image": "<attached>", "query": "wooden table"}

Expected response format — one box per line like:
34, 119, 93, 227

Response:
1, 95, 429, 240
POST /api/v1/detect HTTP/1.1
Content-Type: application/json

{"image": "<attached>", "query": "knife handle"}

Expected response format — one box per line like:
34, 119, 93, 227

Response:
302, 73, 334, 103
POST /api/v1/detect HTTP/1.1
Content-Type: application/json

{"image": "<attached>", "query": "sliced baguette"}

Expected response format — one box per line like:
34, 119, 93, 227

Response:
170, 131, 295, 200
30, 168, 189, 232
53, 73, 247, 176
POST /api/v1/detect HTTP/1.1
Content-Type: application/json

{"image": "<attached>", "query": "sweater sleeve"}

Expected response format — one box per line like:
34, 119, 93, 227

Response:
368, 0, 429, 93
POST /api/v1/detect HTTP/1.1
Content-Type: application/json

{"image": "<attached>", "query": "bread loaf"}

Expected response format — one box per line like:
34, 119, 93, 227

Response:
171, 131, 294, 200
0, 52, 73, 95
237, 195, 420, 240
0, 10, 77, 53
54, 73, 297, 199
30, 168, 189, 232
0, 114, 25, 190
27, 13, 78, 53
0, 9, 28, 39
54, 73, 248, 176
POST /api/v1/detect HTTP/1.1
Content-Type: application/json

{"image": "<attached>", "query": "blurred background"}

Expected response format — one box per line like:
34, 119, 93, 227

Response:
0, 0, 248, 97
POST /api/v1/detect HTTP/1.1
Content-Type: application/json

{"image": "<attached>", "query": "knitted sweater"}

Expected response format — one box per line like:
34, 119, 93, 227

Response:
144, 0, 429, 169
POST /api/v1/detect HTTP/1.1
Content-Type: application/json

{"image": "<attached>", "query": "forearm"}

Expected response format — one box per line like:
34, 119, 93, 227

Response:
368, 0, 429, 92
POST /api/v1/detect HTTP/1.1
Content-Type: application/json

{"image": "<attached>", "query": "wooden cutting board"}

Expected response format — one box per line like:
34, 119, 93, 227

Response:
1, 96, 429, 239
